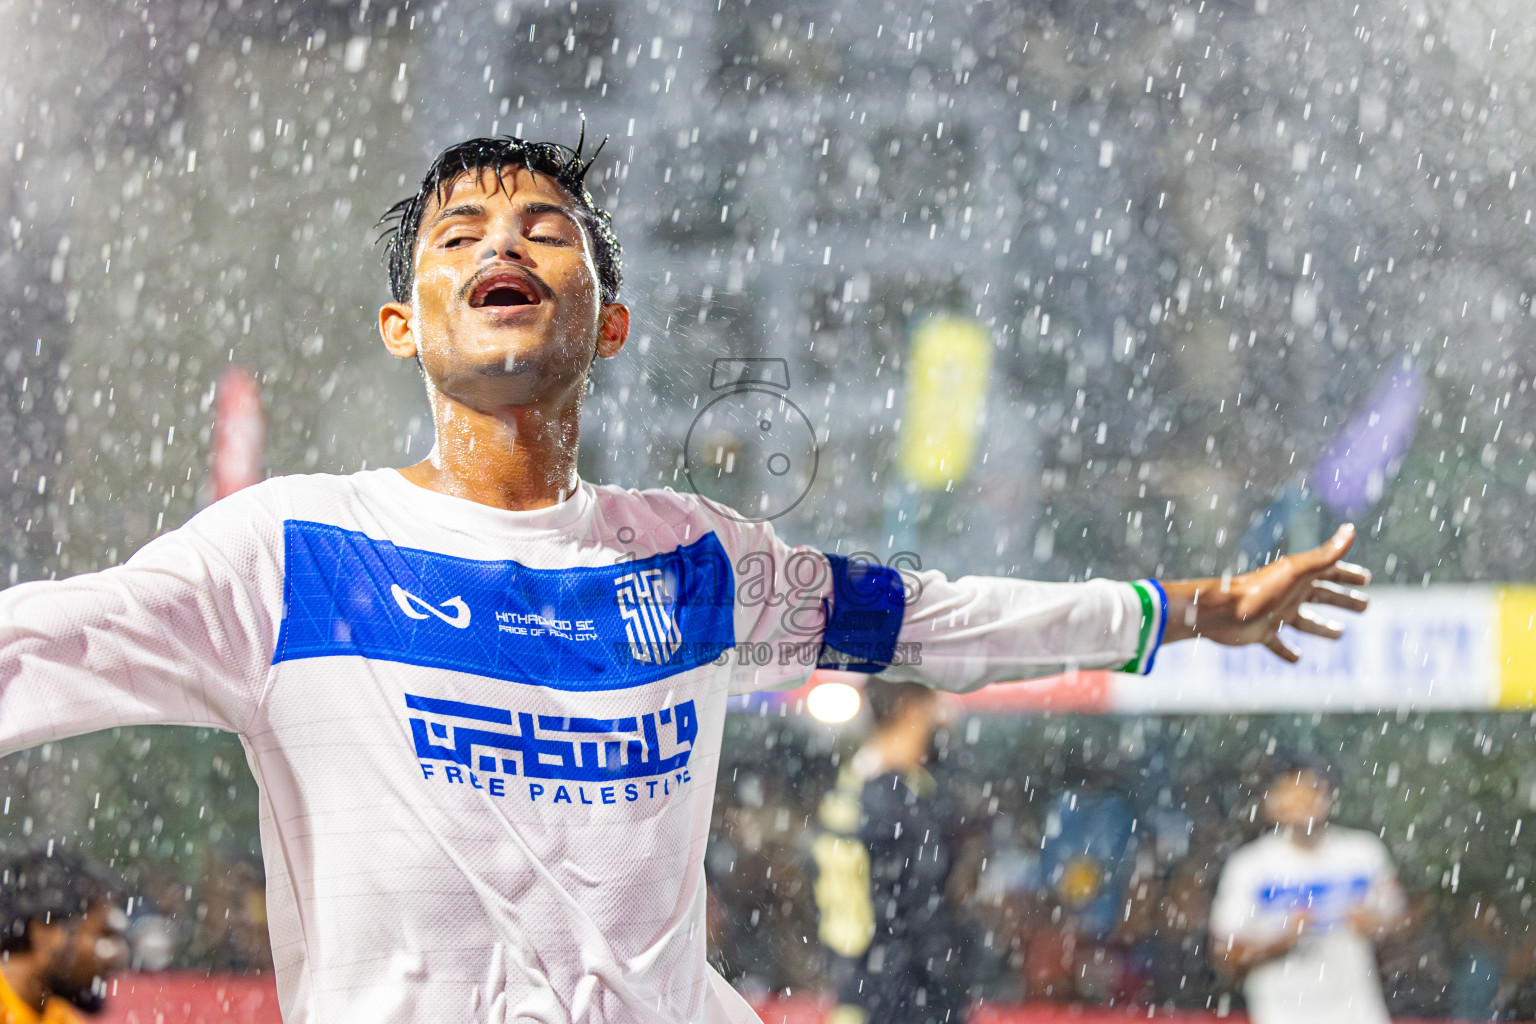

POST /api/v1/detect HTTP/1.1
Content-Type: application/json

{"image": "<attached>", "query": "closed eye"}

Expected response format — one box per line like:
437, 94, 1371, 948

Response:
443, 235, 477, 248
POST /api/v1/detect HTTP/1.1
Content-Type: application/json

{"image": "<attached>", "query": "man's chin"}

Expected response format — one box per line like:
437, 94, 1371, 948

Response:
438, 353, 588, 409
443, 329, 572, 375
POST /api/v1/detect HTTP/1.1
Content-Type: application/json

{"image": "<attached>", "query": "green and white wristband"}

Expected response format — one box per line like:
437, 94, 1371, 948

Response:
1118, 579, 1169, 675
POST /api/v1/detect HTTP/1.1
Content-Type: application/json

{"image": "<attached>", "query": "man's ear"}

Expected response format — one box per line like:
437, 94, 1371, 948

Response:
379, 302, 417, 360
596, 303, 630, 359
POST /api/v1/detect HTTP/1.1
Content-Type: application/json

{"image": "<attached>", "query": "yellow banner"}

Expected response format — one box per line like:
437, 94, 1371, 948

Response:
897, 316, 992, 490
1497, 586, 1536, 709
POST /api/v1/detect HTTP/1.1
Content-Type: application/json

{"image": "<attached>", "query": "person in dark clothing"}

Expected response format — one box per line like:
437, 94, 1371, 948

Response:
813, 681, 975, 1024
0, 845, 129, 1021
1377, 892, 1452, 1017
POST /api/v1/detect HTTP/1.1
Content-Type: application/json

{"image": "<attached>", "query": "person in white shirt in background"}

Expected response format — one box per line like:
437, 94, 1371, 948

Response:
1212, 759, 1406, 1024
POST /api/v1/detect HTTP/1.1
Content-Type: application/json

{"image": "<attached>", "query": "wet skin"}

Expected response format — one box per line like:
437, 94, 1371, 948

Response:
378, 165, 629, 512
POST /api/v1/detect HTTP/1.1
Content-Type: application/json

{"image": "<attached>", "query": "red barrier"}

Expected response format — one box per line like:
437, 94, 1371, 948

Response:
748, 997, 1250, 1024
783, 669, 1116, 718
970, 1007, 1247, 1023
99, 974, 280, 1024
749, 994, 831, 1024
92, 976, 1491, 1023
744, 995, 1496, 1024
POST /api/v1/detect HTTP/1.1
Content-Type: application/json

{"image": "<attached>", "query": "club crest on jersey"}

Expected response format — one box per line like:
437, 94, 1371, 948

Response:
390, 584, 472, 629
614, 568, 682, 664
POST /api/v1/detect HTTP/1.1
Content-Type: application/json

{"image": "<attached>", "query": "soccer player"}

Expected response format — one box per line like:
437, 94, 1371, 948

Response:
0, 136, 1368, 1023
1210, 760, 1405, 1024
813, 680, 975, 1024
0, 846, 129, 1023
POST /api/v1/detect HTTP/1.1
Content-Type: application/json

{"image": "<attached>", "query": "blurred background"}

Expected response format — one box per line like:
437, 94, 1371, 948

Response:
2, 0, 1536, 1018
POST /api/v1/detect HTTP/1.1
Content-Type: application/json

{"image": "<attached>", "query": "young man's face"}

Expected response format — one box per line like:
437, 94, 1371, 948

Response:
380, 165, 627, 410
37, 902, 129, 1011
1262, 770, 1334, 832
889, 689, 948, 755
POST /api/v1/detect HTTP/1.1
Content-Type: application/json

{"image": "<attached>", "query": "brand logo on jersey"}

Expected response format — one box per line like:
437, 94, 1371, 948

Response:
614, 568, 682, 664
391, 584, 472, 629
406, 692, 697, 783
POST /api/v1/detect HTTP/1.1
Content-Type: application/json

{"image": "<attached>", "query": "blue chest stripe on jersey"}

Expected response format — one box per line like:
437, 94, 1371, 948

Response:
1257, 876, 1372, 909
817, 554, 906, 672
274, 520, 735, 690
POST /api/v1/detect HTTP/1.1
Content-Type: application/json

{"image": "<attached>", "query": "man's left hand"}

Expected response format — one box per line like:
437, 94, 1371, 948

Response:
1161, 524, 1370, 663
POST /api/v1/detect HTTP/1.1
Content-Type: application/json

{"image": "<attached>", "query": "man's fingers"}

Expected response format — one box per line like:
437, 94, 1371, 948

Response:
1293, 523, 1357, 573
1289, 609, 1345, 640
1304, 580, 1369, 613
1320, 561, 1372, 587
1264, 633, 1300, 663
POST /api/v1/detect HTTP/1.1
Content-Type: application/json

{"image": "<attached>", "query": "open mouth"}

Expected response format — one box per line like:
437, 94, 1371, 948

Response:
468, 270, 543, 309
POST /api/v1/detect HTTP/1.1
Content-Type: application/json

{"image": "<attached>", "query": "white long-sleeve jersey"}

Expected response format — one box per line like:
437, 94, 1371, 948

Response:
0, 470, 1166, 1023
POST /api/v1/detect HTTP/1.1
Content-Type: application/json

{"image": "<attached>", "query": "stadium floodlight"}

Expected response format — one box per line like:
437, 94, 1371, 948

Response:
807, 680, 862, 724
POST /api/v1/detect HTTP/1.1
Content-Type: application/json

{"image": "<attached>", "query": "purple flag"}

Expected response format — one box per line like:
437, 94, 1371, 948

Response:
1313, 363, 1423, 519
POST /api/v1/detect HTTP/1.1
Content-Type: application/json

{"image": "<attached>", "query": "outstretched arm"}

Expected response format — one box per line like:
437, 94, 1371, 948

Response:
1162, 524, 1369, 663
721, 516, 1368, 695
0, 489, 280, 752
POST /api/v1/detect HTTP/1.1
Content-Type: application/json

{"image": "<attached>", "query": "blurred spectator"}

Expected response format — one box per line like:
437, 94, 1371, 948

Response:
1137, 857, 1222, 1008
1210, 760, 1405, 1024
0, 844, 128, 1022
188, 849, 272, 974
715, 714, 1531, 1017
1449, 894, 1507, 1020
124, 864, 194, 972
1493, 914, 1536, 1019
812, 681, 978, 1024
1377, 892, 1452, 1016
708, 769, 820, 996
1018, 890, 1076, 1001
970, 812, 1041, 1001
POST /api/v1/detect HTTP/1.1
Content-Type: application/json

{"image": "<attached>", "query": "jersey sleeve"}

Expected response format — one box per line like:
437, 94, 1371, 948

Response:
712, 510, 1167, 694
0, 485, 283, 753
874, 571, 1167, 692
1210, 849, 1267, 944
717, 517, 837, 693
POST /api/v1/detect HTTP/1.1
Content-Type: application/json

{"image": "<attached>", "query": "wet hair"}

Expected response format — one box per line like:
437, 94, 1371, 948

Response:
0, 845, 120, 953
1268, 752, 1340, 792
376, 130, 622, 306
863, 679, 936, 728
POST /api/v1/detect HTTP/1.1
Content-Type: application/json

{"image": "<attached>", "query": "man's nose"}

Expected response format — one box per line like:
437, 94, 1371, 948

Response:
480, 227, 529, 263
